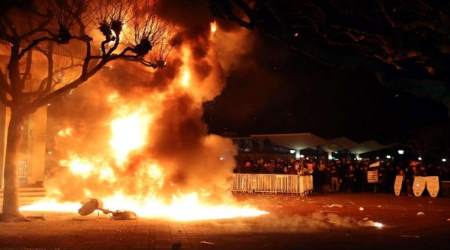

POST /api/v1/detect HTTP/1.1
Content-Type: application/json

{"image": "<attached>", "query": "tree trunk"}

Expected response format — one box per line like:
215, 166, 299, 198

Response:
1, 110, 25, 221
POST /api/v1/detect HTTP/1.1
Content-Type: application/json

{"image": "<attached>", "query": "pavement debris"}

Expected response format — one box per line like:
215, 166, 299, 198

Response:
416, 211, 425, 216
111, 211, 137, 220
78, 199, 103, 216
78, 198, 137, 220
325, 204, 343, 208
359, 207, 364, 211
200, 241, 215, 246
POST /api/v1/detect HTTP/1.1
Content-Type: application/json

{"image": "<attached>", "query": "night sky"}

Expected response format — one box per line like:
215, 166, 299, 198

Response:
151, 0, 450, 147
204, 33, 448, 143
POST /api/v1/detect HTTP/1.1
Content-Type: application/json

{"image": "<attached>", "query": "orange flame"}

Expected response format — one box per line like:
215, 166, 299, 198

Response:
20, 21, 266, 221
109, 107, 152, 165
210, 21, 217, 34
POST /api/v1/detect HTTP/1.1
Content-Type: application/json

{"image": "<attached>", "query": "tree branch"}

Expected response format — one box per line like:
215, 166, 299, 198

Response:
18, 37, 54, 59
20, 50, 33, 83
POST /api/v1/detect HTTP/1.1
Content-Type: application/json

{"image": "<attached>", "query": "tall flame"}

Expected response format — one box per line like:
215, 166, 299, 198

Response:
20, 18, 266, 221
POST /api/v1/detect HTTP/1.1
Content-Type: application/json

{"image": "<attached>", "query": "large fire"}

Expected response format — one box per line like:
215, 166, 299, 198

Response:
21, 102, 266, 220
20, 21, 267, 221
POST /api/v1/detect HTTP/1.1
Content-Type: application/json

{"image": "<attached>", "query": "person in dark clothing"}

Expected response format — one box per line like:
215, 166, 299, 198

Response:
330, 164, 340, 192
345, 165, 357, 192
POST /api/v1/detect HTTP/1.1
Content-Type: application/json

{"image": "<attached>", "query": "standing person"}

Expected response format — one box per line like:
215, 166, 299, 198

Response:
360, 162, 369, 192
330, 164, 340, 192
354, 163, 362, 192
311, 161, 321, 193
345, 165, 357, 192
386, 163, 396, 193
404, 162, 415, 196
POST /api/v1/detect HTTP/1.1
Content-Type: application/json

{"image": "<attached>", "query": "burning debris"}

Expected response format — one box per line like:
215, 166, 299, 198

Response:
18, 1, 265, 221
78, 199, 137, 220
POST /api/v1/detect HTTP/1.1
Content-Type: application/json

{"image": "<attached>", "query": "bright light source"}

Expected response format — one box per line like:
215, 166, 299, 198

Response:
300, 154, 305, 158
290, 149, 296, 154
295, 151, 301, 159
372, 221, 384, 229
328, 154, 333, 160
418, 157, 422, 161
397, 149, 404, 155
210, 21, 217, 33
376, 156, 380, 160
442, 158, 447, 162
386, 155, 391, 159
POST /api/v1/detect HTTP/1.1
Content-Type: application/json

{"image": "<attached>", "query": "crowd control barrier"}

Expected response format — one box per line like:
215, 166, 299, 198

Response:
232, 174, 313, 195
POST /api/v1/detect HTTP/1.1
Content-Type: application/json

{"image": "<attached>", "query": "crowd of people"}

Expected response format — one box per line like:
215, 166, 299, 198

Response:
234, 157, 450, 194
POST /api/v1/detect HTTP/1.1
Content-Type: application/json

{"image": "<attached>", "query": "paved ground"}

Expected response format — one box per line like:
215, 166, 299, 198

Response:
0, 193, 449, 250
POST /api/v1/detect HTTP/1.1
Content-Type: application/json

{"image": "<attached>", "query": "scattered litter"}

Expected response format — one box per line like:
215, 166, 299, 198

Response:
359, 207, 364, 211
416, 211, 425, 216
172, 242, 182, 250
325, 204, 343, 208
446, 218, 450, 222
200, 241, 215, 246
377, 205, 383, 208
79, 199, 103, 216
400, 235, 421, 239
111, 211, 137, 220
78, 198, 137, 220
363, 217, 369, 221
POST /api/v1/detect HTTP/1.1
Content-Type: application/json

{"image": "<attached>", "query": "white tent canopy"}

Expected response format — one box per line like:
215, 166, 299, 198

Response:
349, 140, 388, 155
248, 133, 388, 155
250, 133, 328, 151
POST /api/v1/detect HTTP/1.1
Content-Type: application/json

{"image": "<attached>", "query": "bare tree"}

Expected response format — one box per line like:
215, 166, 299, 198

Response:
0, 0, 170, 221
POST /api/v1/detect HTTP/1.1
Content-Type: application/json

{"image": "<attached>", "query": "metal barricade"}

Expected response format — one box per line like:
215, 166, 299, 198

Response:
232, 174, 313, 195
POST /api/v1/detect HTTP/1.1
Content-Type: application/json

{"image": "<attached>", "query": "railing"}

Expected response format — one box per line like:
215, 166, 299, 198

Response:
232, 174, 313, 195
0, 187, 46, 206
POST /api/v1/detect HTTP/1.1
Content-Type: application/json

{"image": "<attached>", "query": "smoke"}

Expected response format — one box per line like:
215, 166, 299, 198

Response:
44, 0, 251, 205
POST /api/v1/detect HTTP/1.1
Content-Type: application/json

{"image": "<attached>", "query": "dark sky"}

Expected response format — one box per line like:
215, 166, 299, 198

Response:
203, 33, 448, 143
